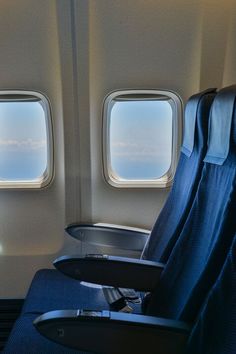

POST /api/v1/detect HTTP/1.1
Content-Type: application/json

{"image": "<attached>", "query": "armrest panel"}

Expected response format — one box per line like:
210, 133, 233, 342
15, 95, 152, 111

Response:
54, 255, 164, 291
34, 310, 190, 354
66, 223, 150, 252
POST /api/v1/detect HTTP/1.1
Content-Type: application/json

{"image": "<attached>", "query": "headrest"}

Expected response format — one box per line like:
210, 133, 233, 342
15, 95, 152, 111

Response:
181, 88, 217, 157
204, 85, 236, 165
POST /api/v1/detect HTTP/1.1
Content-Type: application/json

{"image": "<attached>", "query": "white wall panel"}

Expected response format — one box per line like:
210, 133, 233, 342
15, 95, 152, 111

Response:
0, 0, 65, 297
74, 0, 235, 228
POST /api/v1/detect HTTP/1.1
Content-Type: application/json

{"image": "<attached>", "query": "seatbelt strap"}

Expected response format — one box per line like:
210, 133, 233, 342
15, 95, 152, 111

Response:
103, 287, 141, 312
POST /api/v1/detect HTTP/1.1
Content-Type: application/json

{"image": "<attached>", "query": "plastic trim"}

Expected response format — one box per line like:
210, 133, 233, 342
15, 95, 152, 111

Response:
0, 90, 54, 189
102, 89, 183, 188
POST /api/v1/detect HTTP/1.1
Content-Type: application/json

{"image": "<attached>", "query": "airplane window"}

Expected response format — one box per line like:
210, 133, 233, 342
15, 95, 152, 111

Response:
103, 90, 182, 187
0, 91, 53, 188
110, 100, 172, 180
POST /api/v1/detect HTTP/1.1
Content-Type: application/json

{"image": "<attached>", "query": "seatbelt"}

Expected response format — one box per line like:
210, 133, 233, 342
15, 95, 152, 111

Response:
103, 287, 141, 313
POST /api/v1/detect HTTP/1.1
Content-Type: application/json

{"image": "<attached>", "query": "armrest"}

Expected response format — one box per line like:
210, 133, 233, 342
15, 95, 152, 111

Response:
66, 223, 150, 253
34, 309, 191, 354
54, 255, 164, 291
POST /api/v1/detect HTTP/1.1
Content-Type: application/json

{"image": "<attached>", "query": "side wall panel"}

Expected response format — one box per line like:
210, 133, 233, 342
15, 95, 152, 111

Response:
85, 0, 234, 227
0, 0, 65, 297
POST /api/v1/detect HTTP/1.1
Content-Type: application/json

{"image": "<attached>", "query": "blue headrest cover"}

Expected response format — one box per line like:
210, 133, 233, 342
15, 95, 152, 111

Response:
204, 85, 236, 165
181, 88, 217, 157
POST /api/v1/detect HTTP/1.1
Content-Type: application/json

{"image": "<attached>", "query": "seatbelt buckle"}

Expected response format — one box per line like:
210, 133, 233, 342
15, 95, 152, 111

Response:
103, 287, 133, 313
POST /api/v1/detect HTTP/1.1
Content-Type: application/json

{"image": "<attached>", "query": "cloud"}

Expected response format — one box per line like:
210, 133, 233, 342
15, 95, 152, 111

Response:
112, 141, 139, 148
111, 140, 171, 161
0, 138, 46, 151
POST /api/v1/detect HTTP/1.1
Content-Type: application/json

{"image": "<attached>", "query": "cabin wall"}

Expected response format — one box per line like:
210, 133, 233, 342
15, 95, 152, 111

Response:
0, 0, 65, 297
80, 0, 235, 228
0, 0, 235, 297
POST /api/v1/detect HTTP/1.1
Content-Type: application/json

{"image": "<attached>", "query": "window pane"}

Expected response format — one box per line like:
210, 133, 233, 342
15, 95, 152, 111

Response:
110, 100, 172, 180
0, 101, 47, 181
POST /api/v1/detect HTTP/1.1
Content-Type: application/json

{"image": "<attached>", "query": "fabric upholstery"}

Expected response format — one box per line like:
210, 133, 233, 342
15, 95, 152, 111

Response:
22, 269, 142, 315
204, 85, 235, 165
143, 89, 216, 262
186, 234, 236, 354
22, 269, 109, 314
181, 88, 216, 157
3, 313, 88, 354
145, 85, 236, 323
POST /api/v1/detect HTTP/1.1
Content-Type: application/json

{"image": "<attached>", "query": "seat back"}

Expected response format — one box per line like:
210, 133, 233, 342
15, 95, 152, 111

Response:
143, 89, 216, 262
186, 234, 236, 354
145, 85, 236, 322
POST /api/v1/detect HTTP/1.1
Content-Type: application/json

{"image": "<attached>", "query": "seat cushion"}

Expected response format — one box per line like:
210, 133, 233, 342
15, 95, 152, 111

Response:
22, 269, 142, 315
22, 269, 110, 314
3, 313, 88, 354
6, 270, 141, 353
143, 90, 215, 262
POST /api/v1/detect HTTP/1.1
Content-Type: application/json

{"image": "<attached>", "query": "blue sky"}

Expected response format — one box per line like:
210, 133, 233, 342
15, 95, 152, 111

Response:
0, 102, 47, 181
110, 100, 172, 180
0, 99, 172, 182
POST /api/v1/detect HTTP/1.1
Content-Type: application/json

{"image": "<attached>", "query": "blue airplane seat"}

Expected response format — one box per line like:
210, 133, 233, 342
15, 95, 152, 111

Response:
186, 234, 236, 354
145, 85, 236, 323
21, 88, 216, 316
134, 89, 217, 262
143, 88, 216, 263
